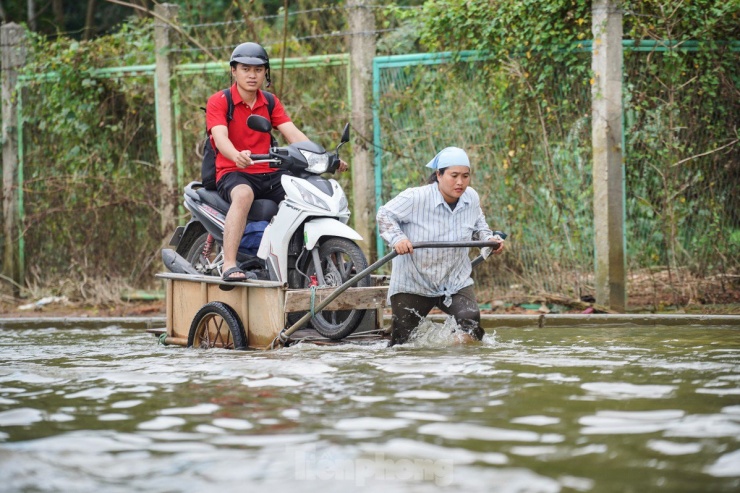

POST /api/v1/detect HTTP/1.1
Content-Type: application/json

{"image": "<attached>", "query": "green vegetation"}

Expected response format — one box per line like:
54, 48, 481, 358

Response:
3, 0, 738, 310
387, 0, 739, 306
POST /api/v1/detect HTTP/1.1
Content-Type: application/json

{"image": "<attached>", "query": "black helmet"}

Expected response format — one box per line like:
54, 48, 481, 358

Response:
230, 42, 270, 68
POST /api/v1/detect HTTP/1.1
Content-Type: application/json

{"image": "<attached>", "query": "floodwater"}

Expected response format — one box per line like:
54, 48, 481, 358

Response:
0, 321, 739, 492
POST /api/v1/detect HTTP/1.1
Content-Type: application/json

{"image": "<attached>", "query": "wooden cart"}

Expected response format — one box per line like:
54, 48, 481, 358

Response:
156, 272, 389, 350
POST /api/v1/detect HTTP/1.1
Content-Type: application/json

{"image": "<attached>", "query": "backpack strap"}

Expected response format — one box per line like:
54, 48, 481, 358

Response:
223, 88, 234, 123
210, 89, 275, 142
260, 90, 278, 146
217, 88, 270, 123
261, 90, 275, 119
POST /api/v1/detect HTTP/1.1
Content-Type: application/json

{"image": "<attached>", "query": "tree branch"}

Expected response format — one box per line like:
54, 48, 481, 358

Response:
104, 0, 218, 62
671, 138, 739, 168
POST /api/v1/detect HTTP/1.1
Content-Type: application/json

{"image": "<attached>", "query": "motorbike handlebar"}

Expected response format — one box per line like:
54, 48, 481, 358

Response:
250, 154, 270, 160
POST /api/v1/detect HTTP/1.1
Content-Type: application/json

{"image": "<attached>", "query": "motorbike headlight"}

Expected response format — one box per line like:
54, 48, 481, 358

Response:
299, 149, 330, 174
294, 182, 330, 210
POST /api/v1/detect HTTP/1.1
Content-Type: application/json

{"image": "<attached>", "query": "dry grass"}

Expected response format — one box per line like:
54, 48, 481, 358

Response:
477, 267, 740, 314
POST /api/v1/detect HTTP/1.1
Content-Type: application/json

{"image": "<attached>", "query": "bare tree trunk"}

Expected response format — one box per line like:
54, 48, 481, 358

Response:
84, 0, 96, 40
52, 0, 64, 30
27, 0, 36, 30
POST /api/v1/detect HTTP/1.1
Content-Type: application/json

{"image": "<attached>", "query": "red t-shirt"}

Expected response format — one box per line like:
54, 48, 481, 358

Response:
206, 84, 291, 181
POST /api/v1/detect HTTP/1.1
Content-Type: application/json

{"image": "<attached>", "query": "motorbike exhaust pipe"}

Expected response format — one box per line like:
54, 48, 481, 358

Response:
161, 248, 200, 276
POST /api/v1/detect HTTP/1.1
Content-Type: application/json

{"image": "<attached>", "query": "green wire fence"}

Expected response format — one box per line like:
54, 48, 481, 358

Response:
8, 39, 739, 308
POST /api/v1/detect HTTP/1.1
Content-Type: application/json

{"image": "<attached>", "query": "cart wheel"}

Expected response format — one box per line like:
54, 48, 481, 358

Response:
187, 302, 247, 350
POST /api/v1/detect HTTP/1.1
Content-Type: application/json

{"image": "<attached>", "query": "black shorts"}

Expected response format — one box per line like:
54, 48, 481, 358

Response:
217, 170, 287, 204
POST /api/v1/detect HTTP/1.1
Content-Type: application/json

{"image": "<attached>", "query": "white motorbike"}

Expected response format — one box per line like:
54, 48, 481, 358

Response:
167, 115, 369, 339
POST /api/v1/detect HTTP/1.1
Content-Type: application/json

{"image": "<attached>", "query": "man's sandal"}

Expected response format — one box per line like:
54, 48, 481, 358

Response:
222, 266, 247, 282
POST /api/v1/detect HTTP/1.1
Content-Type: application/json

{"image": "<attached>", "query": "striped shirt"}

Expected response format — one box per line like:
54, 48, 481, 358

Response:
376, 183, 494, 305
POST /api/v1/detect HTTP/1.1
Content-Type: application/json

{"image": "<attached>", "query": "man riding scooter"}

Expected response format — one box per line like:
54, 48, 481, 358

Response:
206, 41, 348, 282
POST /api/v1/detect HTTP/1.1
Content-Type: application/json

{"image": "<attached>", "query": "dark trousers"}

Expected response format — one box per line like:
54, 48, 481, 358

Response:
389, 285, 483, 346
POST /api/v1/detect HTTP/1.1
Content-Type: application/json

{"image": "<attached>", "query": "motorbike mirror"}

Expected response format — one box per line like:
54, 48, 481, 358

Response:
247, 115, 272, 133
335, 123, 351, 156
341, 123, 350, 144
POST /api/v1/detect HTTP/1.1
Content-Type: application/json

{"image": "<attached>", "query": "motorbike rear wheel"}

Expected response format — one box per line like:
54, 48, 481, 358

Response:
290, 237, 370, 340
182, 232, 222, 276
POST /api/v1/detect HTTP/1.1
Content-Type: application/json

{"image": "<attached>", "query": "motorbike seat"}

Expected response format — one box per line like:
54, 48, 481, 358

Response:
248, 198, 279, 222
195, 188, 279, 222
196, 187, 231, 212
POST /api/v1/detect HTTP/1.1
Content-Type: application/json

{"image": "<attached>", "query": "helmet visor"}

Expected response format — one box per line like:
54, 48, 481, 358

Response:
231, 56, 268, 67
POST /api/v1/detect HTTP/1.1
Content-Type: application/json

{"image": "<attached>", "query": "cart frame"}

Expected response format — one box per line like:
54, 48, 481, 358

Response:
156, 272, 389, 349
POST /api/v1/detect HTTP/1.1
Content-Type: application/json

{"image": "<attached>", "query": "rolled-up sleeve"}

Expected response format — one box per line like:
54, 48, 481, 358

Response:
377, 192, 414, 248
472, 206, 494, 241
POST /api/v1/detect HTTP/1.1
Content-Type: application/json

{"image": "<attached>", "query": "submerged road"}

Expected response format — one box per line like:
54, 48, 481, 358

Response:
1, 314, 739, 331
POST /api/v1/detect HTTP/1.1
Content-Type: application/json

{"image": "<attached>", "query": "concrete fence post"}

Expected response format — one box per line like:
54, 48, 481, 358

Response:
1, 23, 26, 296
592, 0, 626, 311
348, 0, 377, 260
155, 3, 179, 241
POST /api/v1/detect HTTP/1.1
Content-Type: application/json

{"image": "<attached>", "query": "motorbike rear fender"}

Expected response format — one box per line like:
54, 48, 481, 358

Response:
168, 226, 185, 247
172, 219, 209, 251
303, 218, 363, 250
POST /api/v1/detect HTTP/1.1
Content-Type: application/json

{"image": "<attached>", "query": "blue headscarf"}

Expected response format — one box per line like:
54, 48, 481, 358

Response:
425, 147, 470, 170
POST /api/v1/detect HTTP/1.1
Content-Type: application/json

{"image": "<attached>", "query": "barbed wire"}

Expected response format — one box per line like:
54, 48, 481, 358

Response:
294, 27, 398, 41
181, 5, 421, 30
169, 28, 402, 54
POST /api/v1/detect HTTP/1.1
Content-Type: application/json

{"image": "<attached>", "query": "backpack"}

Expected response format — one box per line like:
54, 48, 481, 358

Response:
201, 88, 276, 190
239, 220, 269, 256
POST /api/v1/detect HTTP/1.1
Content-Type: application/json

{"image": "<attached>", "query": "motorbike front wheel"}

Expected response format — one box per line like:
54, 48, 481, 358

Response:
292, 237, 370, 340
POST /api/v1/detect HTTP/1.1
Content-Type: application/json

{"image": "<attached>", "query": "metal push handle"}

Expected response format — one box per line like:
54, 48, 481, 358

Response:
274, 240, 503, 346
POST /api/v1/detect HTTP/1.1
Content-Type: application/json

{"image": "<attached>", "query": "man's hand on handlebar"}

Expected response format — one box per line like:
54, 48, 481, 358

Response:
337, 159, 349, 172
234, 150, 253, 168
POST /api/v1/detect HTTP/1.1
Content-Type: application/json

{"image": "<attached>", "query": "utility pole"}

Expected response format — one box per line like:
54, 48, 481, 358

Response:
154, 3, 178, 242
348, 0, 376, 260
1, 23, 26, 297
591, 0, 626, 311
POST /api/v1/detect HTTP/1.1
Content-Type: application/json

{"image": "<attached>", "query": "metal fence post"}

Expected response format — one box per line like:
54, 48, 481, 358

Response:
592, 0, 626, 311
1, 23, 26, 296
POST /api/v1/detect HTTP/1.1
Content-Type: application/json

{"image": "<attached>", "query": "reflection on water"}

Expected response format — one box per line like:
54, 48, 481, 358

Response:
0, 322, 739, 492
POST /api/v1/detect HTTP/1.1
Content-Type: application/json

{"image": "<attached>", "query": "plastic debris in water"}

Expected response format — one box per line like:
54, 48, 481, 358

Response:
18, 296, 69, 311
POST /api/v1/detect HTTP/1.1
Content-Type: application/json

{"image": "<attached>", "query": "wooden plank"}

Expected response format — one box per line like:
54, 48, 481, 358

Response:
247, 287, 285, 349
206, 284, 244, 318
164, 336, 189, 346
283, 286, 388, 313
165, 279, 173, 337
241, 285, 249, 338
155, 272, 284, 288
171, 281, 204, 342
